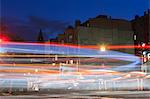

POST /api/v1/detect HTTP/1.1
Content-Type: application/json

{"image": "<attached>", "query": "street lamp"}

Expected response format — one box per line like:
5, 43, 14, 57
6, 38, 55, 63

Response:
100, 46, 106, 52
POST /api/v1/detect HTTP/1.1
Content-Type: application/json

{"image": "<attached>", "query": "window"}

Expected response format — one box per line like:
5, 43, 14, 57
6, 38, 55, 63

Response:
134, 35, 137, 40
87, 23, 90, 27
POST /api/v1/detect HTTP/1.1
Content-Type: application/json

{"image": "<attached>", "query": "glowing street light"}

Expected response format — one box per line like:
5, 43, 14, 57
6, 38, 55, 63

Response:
100, 46, 106, 52
35, 69, 38, 73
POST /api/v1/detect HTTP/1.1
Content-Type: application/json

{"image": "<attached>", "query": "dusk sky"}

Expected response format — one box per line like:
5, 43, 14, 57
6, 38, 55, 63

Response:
0, 0, 149, 41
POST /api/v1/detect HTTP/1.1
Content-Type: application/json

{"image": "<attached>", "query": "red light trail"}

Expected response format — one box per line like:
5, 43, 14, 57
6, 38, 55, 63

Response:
1, 41, 150, 50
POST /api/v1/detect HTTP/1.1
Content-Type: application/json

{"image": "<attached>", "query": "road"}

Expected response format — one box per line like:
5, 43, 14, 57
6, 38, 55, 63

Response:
0, 91, 150, 99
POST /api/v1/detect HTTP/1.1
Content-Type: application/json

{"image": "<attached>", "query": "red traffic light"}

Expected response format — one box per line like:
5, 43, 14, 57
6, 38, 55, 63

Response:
0, 37, 10, 42
0, 33, 10, 42
141, 43, 146, 47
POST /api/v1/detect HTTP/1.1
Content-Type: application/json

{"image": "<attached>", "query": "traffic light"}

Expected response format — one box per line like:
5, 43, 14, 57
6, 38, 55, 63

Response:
141, 43, 146, 48
142, 51, 150, 63
0, 36, 10, 42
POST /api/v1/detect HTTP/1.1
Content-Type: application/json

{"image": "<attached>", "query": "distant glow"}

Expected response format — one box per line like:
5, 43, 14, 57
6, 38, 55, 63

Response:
0, 36, 10, 43
142, 51, 147, 55
35, 69, 38, 72
100, 46, 106, 52
0, 41, 141, 72
0, 39, 2, 43
52, 63, 56, 66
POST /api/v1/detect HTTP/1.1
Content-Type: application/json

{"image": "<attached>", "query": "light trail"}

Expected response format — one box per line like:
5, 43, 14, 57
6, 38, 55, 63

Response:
1, 41, 150, 50
0, 42, 149, 91
0, 42, 141, 71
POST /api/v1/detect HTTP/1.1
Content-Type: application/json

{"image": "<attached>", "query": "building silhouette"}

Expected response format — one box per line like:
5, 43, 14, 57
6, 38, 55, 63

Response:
0, 24, 24, 42
57, 26, 77, 44
57, 15, 134, 53
51, 10, 150, 54
131, 9, 150, 55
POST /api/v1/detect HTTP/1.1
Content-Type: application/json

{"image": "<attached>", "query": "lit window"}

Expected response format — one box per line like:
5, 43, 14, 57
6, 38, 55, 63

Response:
134, 35, 136, 40
68, 35, 73, 42
87, 23, 90, 27
69, 35, 73, 39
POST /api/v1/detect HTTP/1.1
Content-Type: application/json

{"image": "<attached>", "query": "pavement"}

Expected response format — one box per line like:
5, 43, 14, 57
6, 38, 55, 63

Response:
0, 91, 150, 99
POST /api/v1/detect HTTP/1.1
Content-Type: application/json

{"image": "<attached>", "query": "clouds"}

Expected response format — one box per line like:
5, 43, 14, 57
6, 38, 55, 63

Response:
1, 16, 36, 41
28, 16, 69, 32
0, 16, 69, 41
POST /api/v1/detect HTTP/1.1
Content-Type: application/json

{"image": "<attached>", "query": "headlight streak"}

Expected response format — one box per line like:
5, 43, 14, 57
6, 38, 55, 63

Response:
0, 42, 149, 91
1, 42, 141, 71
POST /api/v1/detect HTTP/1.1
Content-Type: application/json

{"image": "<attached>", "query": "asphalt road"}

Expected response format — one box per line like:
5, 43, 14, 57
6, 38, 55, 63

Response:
0, 91, 150, 99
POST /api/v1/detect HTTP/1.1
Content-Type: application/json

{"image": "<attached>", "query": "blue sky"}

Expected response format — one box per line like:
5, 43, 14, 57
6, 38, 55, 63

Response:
0, 0, 149, 41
